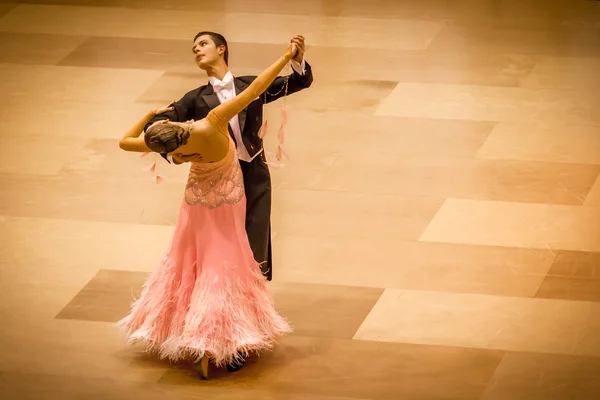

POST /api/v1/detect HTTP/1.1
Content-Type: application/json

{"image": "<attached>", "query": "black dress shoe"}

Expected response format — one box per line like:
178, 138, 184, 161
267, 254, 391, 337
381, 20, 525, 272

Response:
226, 353, 246, 372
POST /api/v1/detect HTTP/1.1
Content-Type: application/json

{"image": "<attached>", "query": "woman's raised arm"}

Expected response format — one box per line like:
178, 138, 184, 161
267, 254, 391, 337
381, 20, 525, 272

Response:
206, 43, 297, 132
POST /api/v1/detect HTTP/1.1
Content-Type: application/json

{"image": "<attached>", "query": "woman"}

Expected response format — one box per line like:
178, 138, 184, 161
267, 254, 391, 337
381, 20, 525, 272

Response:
117, 43, 298, 379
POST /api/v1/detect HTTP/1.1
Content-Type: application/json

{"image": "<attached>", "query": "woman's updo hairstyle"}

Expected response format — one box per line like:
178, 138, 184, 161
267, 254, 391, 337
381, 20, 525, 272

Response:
144, 122, 191, 162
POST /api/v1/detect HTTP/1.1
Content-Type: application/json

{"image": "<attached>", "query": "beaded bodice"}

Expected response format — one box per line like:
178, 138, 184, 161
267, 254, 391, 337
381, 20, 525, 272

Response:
175, 52, 292, 208
184, 138, 244, 208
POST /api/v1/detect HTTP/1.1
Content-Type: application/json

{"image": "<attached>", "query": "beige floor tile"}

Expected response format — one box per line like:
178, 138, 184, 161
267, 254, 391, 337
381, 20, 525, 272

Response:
136, 72, 207, 103
56, 269, 149, 323
451, 0, 600, 29
0, 64, 164, 102
0, 371, 365, 400
267, 112, 495, 161
429, 23, 600, 57
0, 0, 330, 16
336, 117, 494, 161
205, 0, 340, 17
158, 0, 459, 20
261, 109, 422, 190
0, 170, 187, 225
312, 47, 538, 86
0, 0, 493, 21
57, 36, 194, 71
0, 97, 170, 140
0, 32, 88, 65
271, 189, 444, 240
535, 251, 600, 302
260, 107, 344, 189
0, 269, 98, 361
0, 3, 15, 18
160, 334, 504, 400
354, 289, 600, 356
535, 275, 600, 303
268, 154, 340, 191
0, 4, 224, 40
546, 251, 600, 279
260, 78, 397, 114
54, 268, 383, 339
520, 56, 600, 90
273, 234, 554, 297
2, 216, 174, 274
476, 122, 600, 165
325, 0, 459, 20
585, 176, 600, 207
3, 0, 597, 33
269, 282, 383, 339
0, 4, 444, 50
6, 0, 596, 24
376, 82, 600, 126
311, 157, 600, 205
481, 352, 600, 400
0, 264, 96, 323
0, 319, 167, 381
0, 134, 90, 176
0, 373, 165, 400
420, 199, 600, 252
223, 13, 445, 51
0, 292, 104, 371
312, 79, 400, 114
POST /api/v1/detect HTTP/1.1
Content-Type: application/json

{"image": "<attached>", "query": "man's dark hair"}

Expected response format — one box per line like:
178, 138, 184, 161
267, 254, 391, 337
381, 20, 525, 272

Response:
194, 31, 229, 65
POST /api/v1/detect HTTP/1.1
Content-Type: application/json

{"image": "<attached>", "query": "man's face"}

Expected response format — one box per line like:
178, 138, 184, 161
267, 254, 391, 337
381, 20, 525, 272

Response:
192, 35, 223, 69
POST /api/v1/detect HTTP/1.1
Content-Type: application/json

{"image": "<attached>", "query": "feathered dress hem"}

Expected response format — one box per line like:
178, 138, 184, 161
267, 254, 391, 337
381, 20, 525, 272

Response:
115, 254, 292, 368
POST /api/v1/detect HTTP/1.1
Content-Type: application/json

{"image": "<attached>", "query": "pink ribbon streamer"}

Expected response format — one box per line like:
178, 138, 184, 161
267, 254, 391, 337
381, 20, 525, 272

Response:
141, 152, 166, 183
258, 119, 269, 139
265, 106, 290, 168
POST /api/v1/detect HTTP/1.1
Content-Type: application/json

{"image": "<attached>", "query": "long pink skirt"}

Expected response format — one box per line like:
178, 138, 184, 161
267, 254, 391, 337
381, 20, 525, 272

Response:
117, 196, 291, 367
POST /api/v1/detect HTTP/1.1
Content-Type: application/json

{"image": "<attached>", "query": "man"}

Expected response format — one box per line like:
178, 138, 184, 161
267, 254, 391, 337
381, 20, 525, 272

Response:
145, 32, 313, 282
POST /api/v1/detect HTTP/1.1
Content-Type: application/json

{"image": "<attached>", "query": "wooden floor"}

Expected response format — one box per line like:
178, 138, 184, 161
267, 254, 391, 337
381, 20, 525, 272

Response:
1, 0, 600, 399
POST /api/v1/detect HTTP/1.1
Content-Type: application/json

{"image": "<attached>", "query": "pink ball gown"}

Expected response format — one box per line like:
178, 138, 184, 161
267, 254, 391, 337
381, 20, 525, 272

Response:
117, 50, 296, 368
117, 139, 291, 367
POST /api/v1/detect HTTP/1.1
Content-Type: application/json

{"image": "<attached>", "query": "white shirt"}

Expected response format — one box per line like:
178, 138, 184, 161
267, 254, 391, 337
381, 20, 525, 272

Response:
209, 58, 306, 162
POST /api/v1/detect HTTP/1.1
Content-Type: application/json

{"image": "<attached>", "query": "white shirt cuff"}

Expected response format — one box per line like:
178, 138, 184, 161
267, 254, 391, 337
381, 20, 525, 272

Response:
290, 58, 306, 75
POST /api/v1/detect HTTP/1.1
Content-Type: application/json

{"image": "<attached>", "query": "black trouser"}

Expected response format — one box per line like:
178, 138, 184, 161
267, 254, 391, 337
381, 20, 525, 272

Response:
239, 153, 273, 281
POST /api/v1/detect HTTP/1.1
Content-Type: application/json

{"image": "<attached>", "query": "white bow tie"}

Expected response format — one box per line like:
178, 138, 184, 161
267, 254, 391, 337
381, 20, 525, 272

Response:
212, 79, 234, 91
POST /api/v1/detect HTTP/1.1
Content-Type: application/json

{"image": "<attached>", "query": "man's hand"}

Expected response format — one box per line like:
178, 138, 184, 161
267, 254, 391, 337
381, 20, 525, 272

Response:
153, 104, 175, 115
290, 35, 305, 63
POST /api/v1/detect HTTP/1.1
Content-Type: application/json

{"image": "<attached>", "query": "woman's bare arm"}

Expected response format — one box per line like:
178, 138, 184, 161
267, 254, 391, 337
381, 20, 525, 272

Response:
119, 106, 173, 153
205, 44, 296, 133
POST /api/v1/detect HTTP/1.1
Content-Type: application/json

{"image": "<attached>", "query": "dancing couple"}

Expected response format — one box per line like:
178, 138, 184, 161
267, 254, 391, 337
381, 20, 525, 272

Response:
117, 32, 313, 379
